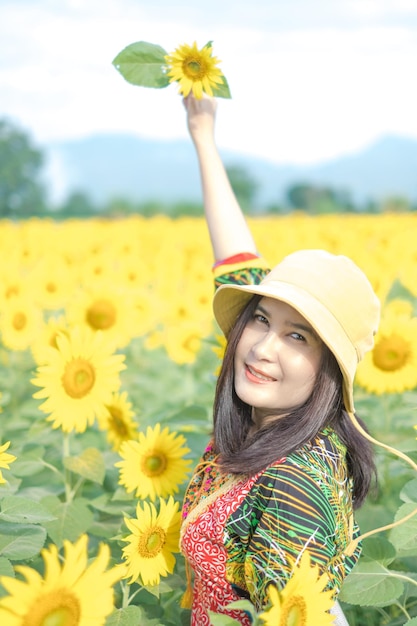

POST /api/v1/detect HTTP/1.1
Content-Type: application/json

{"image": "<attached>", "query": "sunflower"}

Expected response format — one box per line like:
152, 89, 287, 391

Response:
98, 391, 139, 451
0, 295, 43, 352
31, 326, 126, 433
356, 313, 417, 394
0, 441, 16, 484
31, 313, 69, 366
259, 551, 335, 626
121, 496, 181, 586
0, 534, 123, 626
115, 424, 192, 500
165, 41, 225, 98
163, 320, 205, 364
66, 284, 140, 349
30, 254, 76, 311
212, 333, 227, 376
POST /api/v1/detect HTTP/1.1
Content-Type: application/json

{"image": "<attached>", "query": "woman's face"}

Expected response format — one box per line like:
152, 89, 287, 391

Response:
234, 297, 324, 427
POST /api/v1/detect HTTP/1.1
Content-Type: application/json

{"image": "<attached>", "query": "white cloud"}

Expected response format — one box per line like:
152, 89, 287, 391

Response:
1, 0, 417, 165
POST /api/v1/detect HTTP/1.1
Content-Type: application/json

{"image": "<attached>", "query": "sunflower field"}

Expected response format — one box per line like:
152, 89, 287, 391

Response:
0, 212, 416, 626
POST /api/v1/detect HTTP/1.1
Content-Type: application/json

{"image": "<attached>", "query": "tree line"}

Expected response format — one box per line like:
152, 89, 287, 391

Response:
1, 117, 416, 219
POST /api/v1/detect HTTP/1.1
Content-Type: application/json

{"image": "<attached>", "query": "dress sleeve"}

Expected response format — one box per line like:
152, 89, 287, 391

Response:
213, 252, 270, 290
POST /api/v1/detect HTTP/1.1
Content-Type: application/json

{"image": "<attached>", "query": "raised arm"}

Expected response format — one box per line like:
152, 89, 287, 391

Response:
183, 94, 257, 263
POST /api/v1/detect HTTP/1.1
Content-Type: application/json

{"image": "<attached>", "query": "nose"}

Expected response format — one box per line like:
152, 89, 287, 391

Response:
252, 330, 281, 361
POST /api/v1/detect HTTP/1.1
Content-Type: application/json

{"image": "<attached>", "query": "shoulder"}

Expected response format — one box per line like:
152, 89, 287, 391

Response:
288, 428, 348, 473
254, 429, 350, 505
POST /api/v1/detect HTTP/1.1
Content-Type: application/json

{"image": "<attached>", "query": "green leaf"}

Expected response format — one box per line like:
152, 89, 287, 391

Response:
106, 606, 144, 626
0, 520, 47, 560
208, 613, 242, 625
404, 619, 417, 626
338, 561, 404, 607
360, 536, 396, 566
389, 502, 417, 555
64, 448, 105, 485
400, 478, 417, 503
208, 595, 255, 625
212, 75, 232, 99
112, 41, 170, 88
41, 496, 94, 547
0, 556, 14, 577
0, 496, 57, 524
10, 446, 46, 477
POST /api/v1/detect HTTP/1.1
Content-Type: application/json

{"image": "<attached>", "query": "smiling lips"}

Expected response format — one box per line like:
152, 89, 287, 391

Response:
245, 364, 277, 383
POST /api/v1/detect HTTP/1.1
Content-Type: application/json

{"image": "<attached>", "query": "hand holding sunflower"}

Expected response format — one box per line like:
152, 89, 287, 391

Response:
113, 40, 231, 99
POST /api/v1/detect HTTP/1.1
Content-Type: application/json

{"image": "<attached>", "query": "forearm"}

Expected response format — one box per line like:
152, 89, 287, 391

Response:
193, 137, 257, 262
184, 94, 258, 263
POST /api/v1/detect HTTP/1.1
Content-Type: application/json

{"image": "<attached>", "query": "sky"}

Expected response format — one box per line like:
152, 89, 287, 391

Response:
1, 0, 417, 166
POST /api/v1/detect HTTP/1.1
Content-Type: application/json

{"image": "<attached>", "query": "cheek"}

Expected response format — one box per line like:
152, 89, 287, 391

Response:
234, 330, 250, 360
292, 352, 321, 384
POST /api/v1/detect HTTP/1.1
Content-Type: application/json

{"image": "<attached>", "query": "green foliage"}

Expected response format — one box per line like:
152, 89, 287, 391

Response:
339, 391, 417, 625
0, 118, 46, 217
211, 75, 232, 99
55, 189, 97, 218
112, 41, 170, 89
286, 182, 354, 214
225, 164, 259, 213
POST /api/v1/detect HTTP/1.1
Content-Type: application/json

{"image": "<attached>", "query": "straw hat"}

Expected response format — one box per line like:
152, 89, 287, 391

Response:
213, 249, 380, 413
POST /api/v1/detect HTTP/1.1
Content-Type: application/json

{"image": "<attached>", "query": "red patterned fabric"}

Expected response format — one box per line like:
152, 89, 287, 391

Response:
181, 451, 258, 626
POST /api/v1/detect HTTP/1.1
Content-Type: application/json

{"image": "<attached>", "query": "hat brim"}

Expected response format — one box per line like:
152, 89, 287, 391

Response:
213, 280, 357, 413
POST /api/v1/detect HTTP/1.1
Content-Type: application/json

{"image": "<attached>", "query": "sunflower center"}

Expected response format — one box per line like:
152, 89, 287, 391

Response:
183, 58, 205, 79
13, 312, 27, 330
107, 406, 130, 438
183, 334, 200, 353
281, 596, 307, 626
86, 299, 116, 330
23, 589, 81, 626
61, 358, 96, 399
141, 452, 167, 477
137, 526, 166, 558
372, 335, 411, 371
6, 285, 20, 299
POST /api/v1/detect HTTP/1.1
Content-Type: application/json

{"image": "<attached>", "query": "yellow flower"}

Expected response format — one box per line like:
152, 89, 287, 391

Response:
212, 333, 227, 375
356, 313, 417, 394
0, 295, 43, 352
259, 551, 335, 626
0, 441, 16, 484
0, 534, 123, 626
121, 496, 181, 586
31, 326, 126, 433
163, 320, 205, 364
98, 391, 139, 451
165, 41, 225, 99
382, 297, 414, 320
66, 283, 141, 349
31, 313, 69, 366
30, 254, 76, 311
115, 423, 192, 500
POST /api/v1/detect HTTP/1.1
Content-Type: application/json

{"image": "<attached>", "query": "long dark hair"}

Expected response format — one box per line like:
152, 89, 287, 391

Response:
213, 295, 376, 508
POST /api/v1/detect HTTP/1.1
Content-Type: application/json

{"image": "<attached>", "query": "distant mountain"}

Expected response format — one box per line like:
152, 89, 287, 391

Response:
43, 133, 417, 209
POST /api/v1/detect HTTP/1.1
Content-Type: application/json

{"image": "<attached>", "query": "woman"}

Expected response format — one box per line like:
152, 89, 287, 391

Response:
179, 94, 380, 625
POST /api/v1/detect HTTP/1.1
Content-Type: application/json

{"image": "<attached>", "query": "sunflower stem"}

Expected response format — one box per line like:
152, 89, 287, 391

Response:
69, 475, 85, 501
62, 432, 72, 503
121, 581, 131, 608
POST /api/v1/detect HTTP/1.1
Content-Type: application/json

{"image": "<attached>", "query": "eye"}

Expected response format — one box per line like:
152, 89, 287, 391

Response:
290, 332, 306, 342
253, 312, 269, 325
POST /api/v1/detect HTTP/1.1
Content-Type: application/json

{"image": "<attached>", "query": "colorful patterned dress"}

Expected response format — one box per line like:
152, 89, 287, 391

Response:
180, 254, 361, 625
